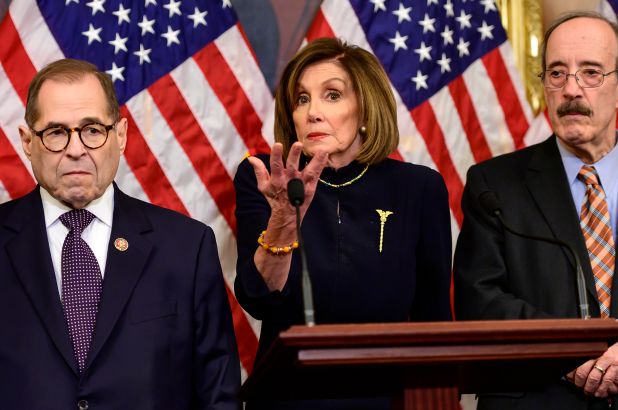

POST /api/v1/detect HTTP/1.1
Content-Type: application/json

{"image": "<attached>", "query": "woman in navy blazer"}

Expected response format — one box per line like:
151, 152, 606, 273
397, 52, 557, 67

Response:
234, 38, 452, 409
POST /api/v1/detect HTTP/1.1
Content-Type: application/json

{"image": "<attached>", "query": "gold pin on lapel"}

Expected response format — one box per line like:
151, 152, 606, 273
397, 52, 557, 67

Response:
114, 237, 129, 252
376, 209, 393, 253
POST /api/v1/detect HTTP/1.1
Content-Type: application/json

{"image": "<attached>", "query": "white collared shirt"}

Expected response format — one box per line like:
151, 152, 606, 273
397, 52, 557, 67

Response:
40, 184, 114, 296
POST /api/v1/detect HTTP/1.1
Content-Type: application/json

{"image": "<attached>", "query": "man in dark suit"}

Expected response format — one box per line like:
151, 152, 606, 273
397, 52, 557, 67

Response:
0, 59, 240, 409
455, 11, 618, 410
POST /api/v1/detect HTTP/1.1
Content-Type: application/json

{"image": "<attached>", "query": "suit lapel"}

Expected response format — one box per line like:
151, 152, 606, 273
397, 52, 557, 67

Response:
525, 137, 599, 315
86, 186, 153, 370
4, 189, 79, 375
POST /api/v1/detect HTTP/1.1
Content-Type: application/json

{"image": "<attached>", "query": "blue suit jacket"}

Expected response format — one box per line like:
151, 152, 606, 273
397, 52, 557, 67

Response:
0, 185, 240, 410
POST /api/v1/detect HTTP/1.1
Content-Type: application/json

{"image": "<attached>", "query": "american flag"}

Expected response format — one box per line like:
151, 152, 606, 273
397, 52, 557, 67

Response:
1, 0, 533, 381
0, 0, 270, 378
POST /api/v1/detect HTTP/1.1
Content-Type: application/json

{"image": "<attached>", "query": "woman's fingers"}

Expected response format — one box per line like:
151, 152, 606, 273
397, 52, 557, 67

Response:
247, 156, 270, 194
285, 142, 304, 178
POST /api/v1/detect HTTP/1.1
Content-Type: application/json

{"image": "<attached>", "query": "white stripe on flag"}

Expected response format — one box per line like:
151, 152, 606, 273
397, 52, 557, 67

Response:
321, 0, 371, 51
171, 58, 250, 178
10, 1, 64, 70
115, 155, 150, 203
524, 113, 552, 146
0, 181, 9, 204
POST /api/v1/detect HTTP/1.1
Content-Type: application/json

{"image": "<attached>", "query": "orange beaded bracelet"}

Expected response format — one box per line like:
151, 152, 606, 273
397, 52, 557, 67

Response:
257, 230, 299, 255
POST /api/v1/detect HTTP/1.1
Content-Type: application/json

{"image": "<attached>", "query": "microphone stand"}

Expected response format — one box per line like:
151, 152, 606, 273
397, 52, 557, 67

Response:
288, 178, 315, 326
294, 203, 315, 326
479, 191, 590, 319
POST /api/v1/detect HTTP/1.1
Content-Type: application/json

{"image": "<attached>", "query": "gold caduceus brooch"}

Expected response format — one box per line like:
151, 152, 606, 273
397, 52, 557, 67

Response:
375, 209, 394, 253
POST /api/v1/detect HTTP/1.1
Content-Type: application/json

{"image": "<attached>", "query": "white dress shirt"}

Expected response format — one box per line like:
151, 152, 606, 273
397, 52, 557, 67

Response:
41, 184, 114, 297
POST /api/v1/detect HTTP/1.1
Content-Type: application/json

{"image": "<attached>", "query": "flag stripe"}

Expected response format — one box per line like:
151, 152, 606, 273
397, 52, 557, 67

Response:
0, 15, 36, 105
448, 77, 493, 164
306, 8, 335, 40
411, 101, 464, 226
0, 128, 35, 198
147, 74, 237, 233
172, 58, 252, 179
0, 64, 34, 174
225, 285, 258, 374
120, 106, 190, 216
115, 155, 150, 203
482, 48, 529, 149
9, 0, 63, 71
216, 25, 274, 122
0, 180, 9, 203
192, 43, 270, 156
429, 88, 476, 183
499, 42, 534, 123
461, 59, 515, 157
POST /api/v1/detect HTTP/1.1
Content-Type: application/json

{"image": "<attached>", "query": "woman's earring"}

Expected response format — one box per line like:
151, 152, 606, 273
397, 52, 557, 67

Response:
359, 125, 367, 136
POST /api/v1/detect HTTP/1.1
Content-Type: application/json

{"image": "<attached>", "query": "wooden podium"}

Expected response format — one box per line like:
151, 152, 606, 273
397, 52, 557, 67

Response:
241, 319, 618, 409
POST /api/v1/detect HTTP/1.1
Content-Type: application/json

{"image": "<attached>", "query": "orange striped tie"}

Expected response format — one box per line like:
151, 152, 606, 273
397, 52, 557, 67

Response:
578, 165, 615, 318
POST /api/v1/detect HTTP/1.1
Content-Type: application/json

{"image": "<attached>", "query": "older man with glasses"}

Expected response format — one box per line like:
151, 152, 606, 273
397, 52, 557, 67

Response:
455, 10, 618, 410
0, 58, 240, 409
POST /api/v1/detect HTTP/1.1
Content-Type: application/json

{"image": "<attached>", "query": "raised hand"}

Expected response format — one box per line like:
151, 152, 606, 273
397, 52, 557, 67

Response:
248, 141, 328, 291
248, 141, 328, 225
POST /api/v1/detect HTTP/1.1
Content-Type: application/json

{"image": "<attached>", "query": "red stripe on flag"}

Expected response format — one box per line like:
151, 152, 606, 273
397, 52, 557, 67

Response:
148, 75, 237, 233
306, 8, 335, 41
225, 285, 258, 373
448, 77, 493, 163
410, 103, 464, 226
0, 15, 37, 105
0, 128, 35, 198
388, 149, 404, 161
193, 43, 271, 156
121, 106, 190, 216
482, 48, 529, 149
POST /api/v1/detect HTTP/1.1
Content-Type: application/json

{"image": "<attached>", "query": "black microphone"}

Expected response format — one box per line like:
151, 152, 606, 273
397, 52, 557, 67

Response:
478, 191, 590, 319
287, 178, 305, 207
287, 178, 315, 326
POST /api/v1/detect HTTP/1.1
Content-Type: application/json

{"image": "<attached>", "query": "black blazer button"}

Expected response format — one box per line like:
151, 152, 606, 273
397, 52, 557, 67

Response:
77, 400, 89, 410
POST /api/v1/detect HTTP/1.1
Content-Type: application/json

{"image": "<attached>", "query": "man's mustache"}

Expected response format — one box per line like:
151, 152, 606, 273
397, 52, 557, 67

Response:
557, 101, 592, 117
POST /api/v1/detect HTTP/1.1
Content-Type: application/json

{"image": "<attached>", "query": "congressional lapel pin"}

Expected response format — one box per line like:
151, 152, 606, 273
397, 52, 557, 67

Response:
375, 209, 394, 253
114, 237, 129, 252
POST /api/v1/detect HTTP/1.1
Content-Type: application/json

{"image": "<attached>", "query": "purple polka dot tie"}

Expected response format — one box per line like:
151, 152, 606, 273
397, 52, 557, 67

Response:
60, 209, 102, 372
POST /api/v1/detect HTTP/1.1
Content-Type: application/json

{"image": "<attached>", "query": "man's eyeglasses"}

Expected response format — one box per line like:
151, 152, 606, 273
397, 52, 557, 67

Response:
539, 68, 618, 89
31, 122, 116, 152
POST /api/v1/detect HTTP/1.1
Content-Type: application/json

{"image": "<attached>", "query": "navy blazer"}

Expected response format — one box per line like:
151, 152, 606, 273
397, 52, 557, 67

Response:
454, 136, 613, 409
235, 156, 452, 363
0, 185, 240, 410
